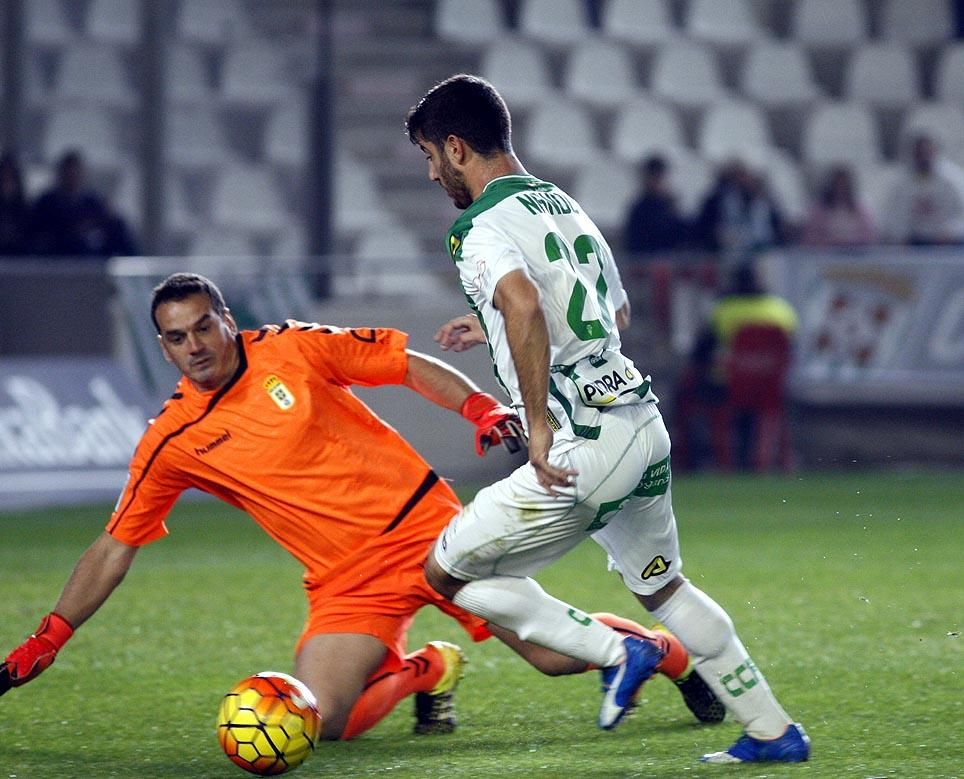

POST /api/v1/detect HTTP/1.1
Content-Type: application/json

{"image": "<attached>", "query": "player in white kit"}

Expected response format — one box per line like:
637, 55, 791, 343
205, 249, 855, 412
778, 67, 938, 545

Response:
406, 74, 809, 764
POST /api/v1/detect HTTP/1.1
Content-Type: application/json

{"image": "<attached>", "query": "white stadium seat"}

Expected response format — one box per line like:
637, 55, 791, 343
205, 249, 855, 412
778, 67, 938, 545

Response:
211, 165, 291, 234
935, 43, 964, 106
901, 103, 964, 164
611, 96, 686, 164
668, 150, 714, 216
564, 38, 637, 108
188, 228, 257, 257
435, 0, 503, 45
265, 98, 308, 169
792, 0, 867, 47
165, 107, 235, 169
801, 102, 880, 168
686, 0, 763, 47
652, 40, 727, 107
52, 44, 136, 108
43, 107, 125, 171
335, 154, 390, 233
740, 41, 820, 106
523, 97, 600, 169
764, 149, 808, 225
881, 0, 952, 47
844, 44, 918, 108
165, 44, 213, 105
518, 0, 587, 45
571, 156, 638, 234
177, 0, 251, 46
26, 0, 73, 47
698, 100, 773, 168
601, 0, 675, 48
481, 39, 553, 109
221, 41, 295, 105
85, 0, 142, 45
854, 162, 903, 226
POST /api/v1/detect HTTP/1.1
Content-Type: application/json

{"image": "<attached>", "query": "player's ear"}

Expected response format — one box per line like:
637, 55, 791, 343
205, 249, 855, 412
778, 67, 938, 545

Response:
224, 309, 238, 335
445, 134, 467, 165
157, 334, 175, 364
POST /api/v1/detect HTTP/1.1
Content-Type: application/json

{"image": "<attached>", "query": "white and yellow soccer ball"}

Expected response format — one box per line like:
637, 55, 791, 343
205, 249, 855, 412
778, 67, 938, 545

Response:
217, 671, 322, 775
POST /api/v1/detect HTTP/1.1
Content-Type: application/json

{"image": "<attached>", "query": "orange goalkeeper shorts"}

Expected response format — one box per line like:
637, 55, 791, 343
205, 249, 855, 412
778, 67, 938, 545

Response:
296, 478, 491, 661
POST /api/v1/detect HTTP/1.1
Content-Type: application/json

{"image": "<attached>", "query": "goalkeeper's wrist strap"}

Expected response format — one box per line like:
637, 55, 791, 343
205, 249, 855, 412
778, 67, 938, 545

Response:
34, 612, 74, 650
460, 392, 501, 425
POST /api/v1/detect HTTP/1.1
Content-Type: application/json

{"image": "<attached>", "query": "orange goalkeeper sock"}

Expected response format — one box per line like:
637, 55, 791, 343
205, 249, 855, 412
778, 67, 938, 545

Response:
339, 644, 445, 740
591, 611, 691, 680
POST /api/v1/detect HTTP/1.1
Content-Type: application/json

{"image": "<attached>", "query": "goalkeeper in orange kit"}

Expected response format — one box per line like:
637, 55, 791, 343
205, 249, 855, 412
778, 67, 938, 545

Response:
1, 272, 722, 739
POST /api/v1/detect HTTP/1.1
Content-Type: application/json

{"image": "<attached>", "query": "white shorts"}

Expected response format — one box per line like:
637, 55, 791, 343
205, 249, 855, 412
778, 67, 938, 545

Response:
434, 402, 682, 595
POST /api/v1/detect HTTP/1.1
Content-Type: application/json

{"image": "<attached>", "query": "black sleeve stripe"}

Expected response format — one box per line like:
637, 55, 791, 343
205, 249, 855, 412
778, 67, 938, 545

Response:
107, 337, 250, 533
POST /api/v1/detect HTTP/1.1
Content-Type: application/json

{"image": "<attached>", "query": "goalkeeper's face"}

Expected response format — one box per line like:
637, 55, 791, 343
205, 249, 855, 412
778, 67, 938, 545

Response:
155, 293, 240, 392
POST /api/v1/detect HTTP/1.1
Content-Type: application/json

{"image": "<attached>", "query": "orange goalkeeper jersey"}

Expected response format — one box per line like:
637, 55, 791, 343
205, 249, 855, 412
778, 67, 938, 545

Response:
107, 323, 455, 580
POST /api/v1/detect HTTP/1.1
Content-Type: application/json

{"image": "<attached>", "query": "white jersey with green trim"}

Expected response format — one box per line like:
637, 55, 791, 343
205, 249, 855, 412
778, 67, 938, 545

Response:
446, 174, 658, 442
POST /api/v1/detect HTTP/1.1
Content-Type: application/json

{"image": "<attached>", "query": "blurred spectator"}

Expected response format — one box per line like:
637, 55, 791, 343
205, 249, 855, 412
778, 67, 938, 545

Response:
694, 159, 786, 264
801, 166, 877, 247
622, 154, 689, 254
880, 135, 964, 245
30, 149, 139, 258
0, 153, 31, 256
674, 263, 797, 472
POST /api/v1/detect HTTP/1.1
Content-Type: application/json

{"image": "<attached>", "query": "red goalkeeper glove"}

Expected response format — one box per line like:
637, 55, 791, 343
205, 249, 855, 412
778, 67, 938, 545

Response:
0, 612, 74, 696
460, 392, 526, 457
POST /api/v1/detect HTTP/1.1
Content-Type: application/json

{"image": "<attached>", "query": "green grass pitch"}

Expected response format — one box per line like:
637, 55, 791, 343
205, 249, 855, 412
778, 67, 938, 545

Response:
1, 472, 961, 778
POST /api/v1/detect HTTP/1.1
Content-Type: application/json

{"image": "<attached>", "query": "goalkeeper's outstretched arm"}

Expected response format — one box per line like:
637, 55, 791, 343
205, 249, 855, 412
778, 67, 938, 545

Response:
1, 531, 138, 695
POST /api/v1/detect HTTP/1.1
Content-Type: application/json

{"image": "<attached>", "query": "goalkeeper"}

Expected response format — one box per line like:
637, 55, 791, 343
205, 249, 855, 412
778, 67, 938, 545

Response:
1, 272, 722, 740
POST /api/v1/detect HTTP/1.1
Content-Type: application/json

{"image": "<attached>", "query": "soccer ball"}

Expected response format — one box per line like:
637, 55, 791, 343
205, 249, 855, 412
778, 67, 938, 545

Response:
217, 671, 322, 776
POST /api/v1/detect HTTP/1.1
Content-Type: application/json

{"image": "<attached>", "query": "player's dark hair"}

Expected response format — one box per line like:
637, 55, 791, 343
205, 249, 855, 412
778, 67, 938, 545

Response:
405, 74, 512, 156
150, 273, 227, 332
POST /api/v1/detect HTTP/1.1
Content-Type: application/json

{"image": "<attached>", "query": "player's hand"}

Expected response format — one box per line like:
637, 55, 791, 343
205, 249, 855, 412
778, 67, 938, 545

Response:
460, 392, 526, 456
435, 315, 487, 353
527, 422, 578, 496
1, 612, 74, 695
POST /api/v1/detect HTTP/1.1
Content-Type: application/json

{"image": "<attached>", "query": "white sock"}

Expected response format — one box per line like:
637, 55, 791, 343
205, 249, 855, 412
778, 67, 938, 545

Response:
651, 580, 792, 739
453, 575, 626, 668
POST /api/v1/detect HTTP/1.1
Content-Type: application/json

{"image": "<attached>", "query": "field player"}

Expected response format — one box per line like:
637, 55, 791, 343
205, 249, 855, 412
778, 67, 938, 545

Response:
0, 273, 721, 741
405, 74, 810, 764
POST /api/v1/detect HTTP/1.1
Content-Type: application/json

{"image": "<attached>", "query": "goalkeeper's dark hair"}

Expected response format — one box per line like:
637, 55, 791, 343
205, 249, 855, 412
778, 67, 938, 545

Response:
151, 273, 228, 332
405, 74, 512, 156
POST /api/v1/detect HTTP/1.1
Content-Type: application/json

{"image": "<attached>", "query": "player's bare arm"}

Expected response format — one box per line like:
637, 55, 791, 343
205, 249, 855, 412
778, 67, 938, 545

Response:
434, 314, 486, 352
493, 269, 577, 494
52, 531, 139, 629
615, 300, 631, 331
402, 349, 481, 411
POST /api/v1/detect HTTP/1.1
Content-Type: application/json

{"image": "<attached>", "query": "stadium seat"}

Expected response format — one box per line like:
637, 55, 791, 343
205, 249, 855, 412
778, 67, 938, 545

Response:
177, 0, 251, 46
52, 44, 137, 108
611, 95, 686, 164
523, 97, 600, 170
601, 0, 675, 49
698, 100, 773, 167
571, 156, 638, 234
165, 107, 235, 169
564, 38, 637, 109
901, 102, 964, 164
354, 225, 447, 296
335, 154, 389, 233
26, 0, 73, 47
652, 41, 727, 108
844, 44, 918, 108
265, 98, 308, 169
221, 40, 295, 105
935, 43, 964, 106
113, 171, 197, 235
801, 102, 880, 168
211, 165, 290, 233
165, 43, 213, 105
854, 162, 903, 227
740, 41, 820, 106
435, 0, 503, 45
188, 228, 258, 257
43, 107, 125, 171
85, 0, 142, 45
668, 149, 714, 216
763, 149, 808, 225
881, 0, 952, 47
518, 0, 587, 45
792, 0, 867, 47
686, 0, 763, 47
480, 39, 553, 109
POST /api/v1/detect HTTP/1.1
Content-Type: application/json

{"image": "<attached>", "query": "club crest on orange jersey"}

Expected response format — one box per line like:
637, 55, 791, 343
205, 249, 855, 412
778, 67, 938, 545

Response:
264, 375, 295, 410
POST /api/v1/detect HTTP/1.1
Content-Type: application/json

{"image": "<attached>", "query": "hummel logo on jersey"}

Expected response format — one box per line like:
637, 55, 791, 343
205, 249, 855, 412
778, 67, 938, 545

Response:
264, 375, 295, 410
195, 430, 232, 456
641, 555, 670, 580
